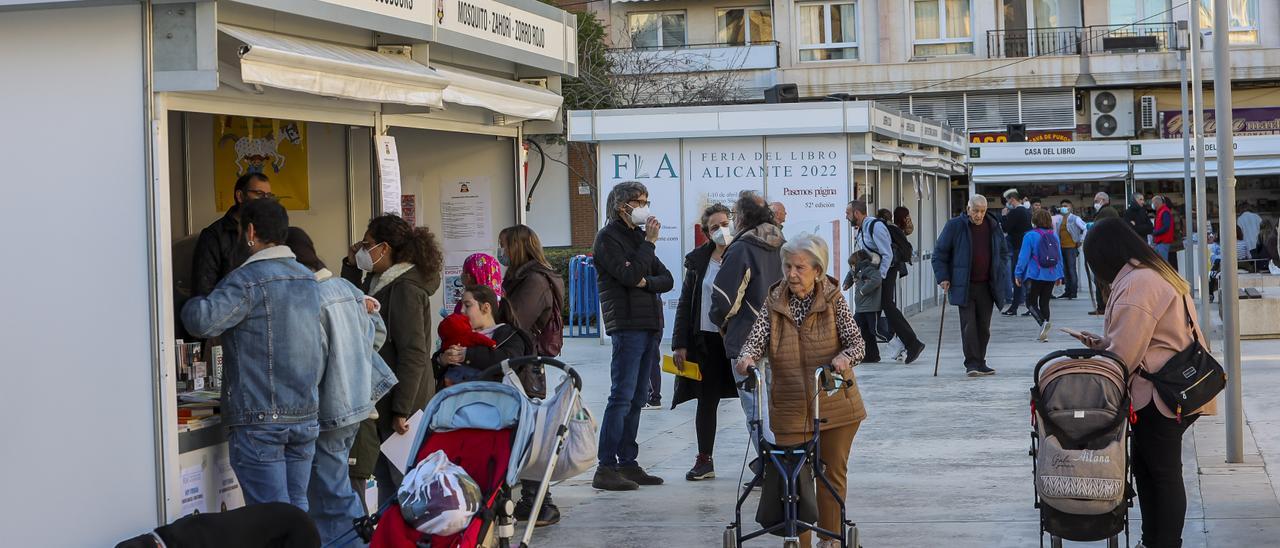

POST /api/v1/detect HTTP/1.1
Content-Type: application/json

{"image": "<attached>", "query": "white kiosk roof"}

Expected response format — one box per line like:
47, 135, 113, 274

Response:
970, 135, 1280, 183
969, 140, 1131, 184
568, 101, 968, 155
1131, 135, 1280, 180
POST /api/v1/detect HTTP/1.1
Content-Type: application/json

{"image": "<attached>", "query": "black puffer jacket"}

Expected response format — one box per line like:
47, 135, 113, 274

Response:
192, 207, 250, 296
710, 222, 785, 359
1125, 204, 1154, 238
593, 219, 674, 334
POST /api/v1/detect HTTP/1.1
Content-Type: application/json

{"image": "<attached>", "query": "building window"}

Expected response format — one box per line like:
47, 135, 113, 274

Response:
718, 7, 773, 45
797, 1, 858, 61
1198, 0, 1259, 45
913, 0, 974, 56
628, 11, 687, 49
1107, 0, 1170, 26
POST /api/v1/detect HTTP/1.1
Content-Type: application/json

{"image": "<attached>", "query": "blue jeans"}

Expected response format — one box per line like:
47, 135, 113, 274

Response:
308, 423, 365, 546
228, 421, 320, 511
1061, 247, 1079, 298
598, 330, 661, 467
1155, 243, 1171, 262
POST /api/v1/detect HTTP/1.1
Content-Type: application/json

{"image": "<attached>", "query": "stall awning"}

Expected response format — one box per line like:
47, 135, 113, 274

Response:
1133, 157, 1280, 180
433, 65, 564, 122
220, 25, 448, 108
971, 162, 1128, 184
871, 143, 901, 164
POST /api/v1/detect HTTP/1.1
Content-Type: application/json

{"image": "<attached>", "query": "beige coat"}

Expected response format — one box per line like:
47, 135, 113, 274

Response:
766, 277, 867, 436
1103, 261, 1217, 418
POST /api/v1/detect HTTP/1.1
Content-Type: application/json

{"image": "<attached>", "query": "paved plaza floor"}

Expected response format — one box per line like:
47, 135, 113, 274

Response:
531, 295, 1280, 547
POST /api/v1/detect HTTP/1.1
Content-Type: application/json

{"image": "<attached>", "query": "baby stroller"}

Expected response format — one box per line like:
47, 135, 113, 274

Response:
1030, 349, 1133, 548
349, 356, 582, 548
725, 365, 860, 548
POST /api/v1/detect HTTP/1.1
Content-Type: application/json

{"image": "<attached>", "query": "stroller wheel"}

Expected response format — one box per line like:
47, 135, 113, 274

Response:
846, 525, 860, 548
722, 527, 738, 548
1049, 536, 1064, 548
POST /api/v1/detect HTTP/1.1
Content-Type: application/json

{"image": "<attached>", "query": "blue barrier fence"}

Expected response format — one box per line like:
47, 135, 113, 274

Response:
568, 255, 601, 337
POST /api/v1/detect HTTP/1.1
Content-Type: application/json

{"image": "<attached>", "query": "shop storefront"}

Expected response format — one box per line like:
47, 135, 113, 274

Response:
968, 140, 1132, 208
970, 135, 1280, 225
568, 102, 965, 338
1, 1, 576, 544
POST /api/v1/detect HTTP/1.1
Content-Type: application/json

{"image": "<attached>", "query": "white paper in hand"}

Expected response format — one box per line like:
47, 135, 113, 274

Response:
380, 409, 426, 475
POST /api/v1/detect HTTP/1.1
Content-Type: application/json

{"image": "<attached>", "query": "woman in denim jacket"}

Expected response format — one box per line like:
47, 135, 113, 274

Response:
181, 199, 324, 510
287, 228, 397, 545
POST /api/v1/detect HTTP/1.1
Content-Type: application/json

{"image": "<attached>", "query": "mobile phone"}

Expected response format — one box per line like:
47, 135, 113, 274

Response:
1059, 327, 1084, 339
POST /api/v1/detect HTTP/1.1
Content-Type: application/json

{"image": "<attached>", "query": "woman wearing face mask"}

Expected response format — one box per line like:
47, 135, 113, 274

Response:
495, 224, 567, 526
671, 204, 740, 481
342, 214, 443, 505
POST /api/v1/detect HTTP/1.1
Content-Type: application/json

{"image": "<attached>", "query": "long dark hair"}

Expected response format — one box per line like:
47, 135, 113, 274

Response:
367, 214, 443, 276
1084, 218, 1187, 294
285, 227, 325, 272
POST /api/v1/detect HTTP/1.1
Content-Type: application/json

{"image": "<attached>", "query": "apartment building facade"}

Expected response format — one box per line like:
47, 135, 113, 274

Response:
570, 0, 1280, 230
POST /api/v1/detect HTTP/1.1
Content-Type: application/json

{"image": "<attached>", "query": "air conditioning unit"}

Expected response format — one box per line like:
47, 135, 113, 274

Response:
1091, 89, 1135, 139
1139, 95, 1158, 130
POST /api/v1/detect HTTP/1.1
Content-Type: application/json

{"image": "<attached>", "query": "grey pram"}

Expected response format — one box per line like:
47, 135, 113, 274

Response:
1030, 349, 1133, 548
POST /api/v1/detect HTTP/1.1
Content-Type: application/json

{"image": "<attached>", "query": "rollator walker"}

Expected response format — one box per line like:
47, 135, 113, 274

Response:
724, 365, 860, 548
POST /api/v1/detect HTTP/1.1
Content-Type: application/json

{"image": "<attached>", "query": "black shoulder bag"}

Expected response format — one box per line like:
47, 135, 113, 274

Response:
1138, 294, 1227, 422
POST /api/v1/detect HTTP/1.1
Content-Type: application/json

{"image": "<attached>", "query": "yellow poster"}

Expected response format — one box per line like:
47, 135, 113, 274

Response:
213, 116, 309, 211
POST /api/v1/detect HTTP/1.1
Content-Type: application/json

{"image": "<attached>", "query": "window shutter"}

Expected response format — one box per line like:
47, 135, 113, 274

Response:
1020, 89, 1076, 130
911, 93, 965, 130
965, 91, 1019, 131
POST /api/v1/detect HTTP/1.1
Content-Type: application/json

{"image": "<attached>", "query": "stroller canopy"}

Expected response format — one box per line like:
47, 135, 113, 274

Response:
409, 381, 537, 486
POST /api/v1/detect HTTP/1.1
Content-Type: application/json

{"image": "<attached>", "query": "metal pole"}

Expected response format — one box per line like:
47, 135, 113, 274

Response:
1178, 27, 1196, 295
1190, 6, 1211, 332
1212, 0, 1244, 464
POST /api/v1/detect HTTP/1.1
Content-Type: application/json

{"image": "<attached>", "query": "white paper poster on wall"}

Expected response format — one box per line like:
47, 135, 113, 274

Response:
440, 178, 494, 252
179, 464, 205, 516
597, 140, 683, 340
765, 135, 850, 280
684, 137, 765, 251
376, 136, 402, 215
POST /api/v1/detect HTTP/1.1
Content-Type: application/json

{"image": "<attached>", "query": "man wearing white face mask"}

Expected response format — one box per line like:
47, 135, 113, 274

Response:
591, 181, 675, 491
1052, 200, 1087, 300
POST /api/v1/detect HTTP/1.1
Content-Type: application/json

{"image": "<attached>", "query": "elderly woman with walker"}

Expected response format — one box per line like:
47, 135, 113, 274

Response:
728, 233, 867, 548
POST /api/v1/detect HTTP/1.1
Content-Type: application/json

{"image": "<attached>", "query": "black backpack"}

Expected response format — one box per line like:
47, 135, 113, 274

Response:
864, 219, 914, 277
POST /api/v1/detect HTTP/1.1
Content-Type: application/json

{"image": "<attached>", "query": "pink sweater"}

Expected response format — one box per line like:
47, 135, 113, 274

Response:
1102, 261, 1216, 419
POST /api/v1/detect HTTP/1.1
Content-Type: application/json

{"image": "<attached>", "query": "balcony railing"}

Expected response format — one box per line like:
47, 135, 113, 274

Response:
987, 27, 1081, 58
987, 22, 1177, 59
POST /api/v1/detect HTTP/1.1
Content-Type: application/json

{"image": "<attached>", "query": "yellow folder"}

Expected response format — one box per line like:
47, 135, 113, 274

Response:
662, 355, 703, 381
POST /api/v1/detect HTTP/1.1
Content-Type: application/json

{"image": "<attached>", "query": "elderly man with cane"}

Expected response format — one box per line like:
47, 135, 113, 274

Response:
931, 195, 1012, 377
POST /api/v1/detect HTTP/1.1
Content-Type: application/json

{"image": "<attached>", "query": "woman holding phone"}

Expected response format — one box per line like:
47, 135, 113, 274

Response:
1073, 218, 1213, 548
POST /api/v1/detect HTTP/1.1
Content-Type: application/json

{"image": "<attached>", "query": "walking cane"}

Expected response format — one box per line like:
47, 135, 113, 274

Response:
933, 304, 945, 377
1084, 246, 1098, 311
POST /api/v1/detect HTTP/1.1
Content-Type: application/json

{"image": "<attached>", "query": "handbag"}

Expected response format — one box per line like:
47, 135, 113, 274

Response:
1138, 294, 1227, 422
754, 441, 819, 535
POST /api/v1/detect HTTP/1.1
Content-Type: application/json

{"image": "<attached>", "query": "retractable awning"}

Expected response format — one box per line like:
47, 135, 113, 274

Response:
432, 65, 564, 122
1133, 157, 1280, 179
871, 143, 902, 164
971, 162, 1128, 184
220, 25, 448, 108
